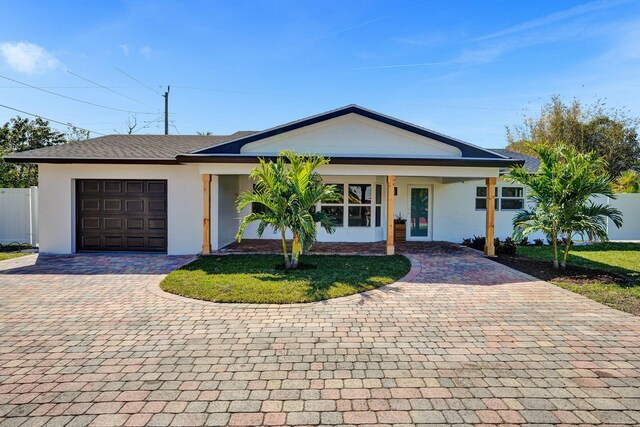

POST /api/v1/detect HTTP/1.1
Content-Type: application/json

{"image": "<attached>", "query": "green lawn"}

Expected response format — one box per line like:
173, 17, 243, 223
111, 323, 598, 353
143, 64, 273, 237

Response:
0, 252, 28, 261
161, 254, 411, 304
518, 243, 640, 314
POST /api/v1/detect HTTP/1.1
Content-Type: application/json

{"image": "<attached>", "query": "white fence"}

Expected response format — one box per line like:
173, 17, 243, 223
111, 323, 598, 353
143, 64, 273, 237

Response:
608, 194, 640, 241
0, 187, 38, 246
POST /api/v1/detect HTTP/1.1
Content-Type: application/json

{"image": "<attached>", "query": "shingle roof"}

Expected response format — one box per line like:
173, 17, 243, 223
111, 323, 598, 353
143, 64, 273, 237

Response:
490, 148, 540, 173
4, 131, 256, 163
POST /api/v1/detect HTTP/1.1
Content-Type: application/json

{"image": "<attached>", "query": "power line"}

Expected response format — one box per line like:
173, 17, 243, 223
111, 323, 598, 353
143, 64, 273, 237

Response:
115, 67, 163, 96
0, 103, 106, 136
0, 85, 140, 89
170, 120, 181, 135
0, 75, 157, 115
67, 70, 152, 107
132, 116, 164, 134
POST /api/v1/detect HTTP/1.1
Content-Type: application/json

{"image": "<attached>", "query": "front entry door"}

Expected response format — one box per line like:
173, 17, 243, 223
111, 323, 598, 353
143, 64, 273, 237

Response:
408, 186, 431, 240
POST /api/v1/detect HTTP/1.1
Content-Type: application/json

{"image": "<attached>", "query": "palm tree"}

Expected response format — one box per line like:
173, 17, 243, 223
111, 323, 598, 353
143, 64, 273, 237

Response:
615, 170, 640, 193
235, 150, 339, 269
508, 144, 623, 269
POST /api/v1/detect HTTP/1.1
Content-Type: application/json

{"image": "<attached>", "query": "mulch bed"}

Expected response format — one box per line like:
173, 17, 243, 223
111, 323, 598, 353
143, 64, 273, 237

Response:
493, 254, 627, 286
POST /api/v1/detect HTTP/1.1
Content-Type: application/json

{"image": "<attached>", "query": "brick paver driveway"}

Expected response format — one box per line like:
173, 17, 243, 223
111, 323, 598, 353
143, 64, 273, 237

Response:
1, 247, 639, 426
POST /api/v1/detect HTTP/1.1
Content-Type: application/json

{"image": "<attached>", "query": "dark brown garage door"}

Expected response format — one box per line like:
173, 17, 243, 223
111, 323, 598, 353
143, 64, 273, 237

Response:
76, 180, 167, 252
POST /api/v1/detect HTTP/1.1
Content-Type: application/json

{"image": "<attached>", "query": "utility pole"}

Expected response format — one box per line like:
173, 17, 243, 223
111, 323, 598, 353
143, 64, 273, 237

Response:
162, 86, 170, 135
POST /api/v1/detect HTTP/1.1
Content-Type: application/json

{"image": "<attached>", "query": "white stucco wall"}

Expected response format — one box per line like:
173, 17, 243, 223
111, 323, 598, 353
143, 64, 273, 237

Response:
38, 163, 202, 255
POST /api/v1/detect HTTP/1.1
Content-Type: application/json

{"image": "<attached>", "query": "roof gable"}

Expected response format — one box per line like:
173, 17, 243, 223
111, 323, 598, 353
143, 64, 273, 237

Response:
239, 113, 462, 158
192, 105, 505, 159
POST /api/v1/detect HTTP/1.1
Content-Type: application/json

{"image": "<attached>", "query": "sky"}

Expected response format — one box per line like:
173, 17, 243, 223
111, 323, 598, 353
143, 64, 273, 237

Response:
1, 0, 639, 148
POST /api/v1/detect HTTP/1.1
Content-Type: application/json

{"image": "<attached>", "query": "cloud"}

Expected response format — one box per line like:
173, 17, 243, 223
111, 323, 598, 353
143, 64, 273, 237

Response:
0, 41, 61, 74
139, 45, 152, 58
119, 44, 130, 56
475, 0, 632, 41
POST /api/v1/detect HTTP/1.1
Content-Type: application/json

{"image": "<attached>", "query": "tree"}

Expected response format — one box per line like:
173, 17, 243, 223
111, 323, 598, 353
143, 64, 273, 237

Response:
0, 116, 67, 188
65, 125, 91, 142
508, 144, 623, 269
614, 170, 640, 193
506, 95, 640, 178
235, 151, 339, 269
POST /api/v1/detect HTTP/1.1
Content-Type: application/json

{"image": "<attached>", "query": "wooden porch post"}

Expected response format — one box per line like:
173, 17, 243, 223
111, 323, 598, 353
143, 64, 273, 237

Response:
484, 177, 496, 257
386, 175, 396, 255
202, 174, 212, 255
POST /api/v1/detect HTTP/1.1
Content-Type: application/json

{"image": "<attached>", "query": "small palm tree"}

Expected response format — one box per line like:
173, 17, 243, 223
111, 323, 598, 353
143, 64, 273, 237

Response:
508, 144, 623, 269
236, 150, 339, 269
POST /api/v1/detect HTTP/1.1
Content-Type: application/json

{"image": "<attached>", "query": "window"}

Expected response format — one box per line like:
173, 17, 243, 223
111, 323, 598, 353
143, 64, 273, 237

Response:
500, 187, 524, 210
348, 184, 371, 227
475, 186, 525, 211
320, 182, 381, 228
475, 186, 498, 210
320, 184, 344, 227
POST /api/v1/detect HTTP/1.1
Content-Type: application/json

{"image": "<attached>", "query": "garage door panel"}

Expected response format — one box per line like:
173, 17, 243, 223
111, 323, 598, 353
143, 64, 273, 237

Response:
104, 199, 123, 211
126, 218, 144, 230
81, 199, 100, 211
148, 199, 166, 212
81, 180, 101, 192
81, 218, 100, 230
104, 181, 122, 192
147, 237, 167, 249
147, 181, 166, 193
77, 179, 167, 252
125, 199, 144, 212
148, 218, 166, 230
104, 218, 122, 230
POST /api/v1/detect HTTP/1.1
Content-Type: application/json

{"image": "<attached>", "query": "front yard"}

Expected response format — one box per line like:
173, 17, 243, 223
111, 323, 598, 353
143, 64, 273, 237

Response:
497, 242, 640, 315
161, 254, 411, 303
0, 252, 27, 261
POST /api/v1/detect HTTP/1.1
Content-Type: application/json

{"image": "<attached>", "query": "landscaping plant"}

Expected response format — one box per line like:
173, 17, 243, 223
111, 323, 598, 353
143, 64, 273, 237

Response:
508, 144, 623, 269
235, 150, 340, 270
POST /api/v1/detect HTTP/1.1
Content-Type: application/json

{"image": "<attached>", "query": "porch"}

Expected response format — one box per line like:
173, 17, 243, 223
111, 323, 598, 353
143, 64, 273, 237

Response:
201, 171, 499, 257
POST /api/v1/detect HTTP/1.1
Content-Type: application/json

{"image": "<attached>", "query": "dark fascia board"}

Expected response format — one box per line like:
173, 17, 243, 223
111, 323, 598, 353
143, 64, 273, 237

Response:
191, 104, 508, 159
4, 154, 524, 168
176, 154, 523, 168
4, 156, 179, 165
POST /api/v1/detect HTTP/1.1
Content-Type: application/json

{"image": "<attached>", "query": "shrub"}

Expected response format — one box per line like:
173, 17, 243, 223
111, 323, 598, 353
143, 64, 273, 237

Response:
534, 238, 544, 246
519, 237, 530, 246
498, 237, 517, 255
461, 236, 517, 255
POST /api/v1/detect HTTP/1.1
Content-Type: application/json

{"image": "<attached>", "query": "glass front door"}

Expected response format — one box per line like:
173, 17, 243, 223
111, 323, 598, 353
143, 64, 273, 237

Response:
409, 187, 429, 239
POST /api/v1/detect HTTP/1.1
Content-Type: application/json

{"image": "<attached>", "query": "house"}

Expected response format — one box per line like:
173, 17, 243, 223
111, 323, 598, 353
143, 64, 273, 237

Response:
5, 105, 539, 256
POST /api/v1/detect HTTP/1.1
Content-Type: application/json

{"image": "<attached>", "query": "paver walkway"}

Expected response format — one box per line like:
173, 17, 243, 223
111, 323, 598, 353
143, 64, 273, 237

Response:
0, 248, 639, 426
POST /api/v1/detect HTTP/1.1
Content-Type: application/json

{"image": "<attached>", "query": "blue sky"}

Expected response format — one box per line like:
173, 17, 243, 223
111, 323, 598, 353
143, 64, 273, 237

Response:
1, 0, 639, 147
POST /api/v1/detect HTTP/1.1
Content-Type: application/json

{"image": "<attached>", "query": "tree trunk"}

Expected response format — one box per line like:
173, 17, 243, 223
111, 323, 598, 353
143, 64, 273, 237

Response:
290, 233, 301, 269
280, 230, 291, 270
561, 230, 572, 270
551, 234, 559, 270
